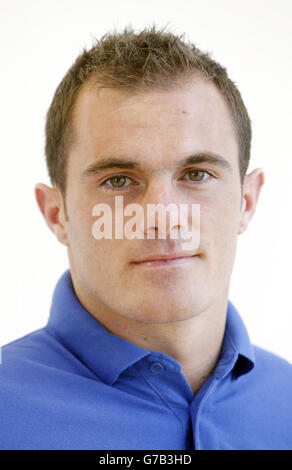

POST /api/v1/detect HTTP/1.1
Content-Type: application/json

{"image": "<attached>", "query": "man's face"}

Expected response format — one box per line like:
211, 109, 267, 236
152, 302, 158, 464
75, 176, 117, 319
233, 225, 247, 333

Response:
63, 77, 244, 324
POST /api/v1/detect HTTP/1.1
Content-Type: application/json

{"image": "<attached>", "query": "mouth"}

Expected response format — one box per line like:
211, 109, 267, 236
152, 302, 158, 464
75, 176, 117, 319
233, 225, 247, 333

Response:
131, 253, 199, 267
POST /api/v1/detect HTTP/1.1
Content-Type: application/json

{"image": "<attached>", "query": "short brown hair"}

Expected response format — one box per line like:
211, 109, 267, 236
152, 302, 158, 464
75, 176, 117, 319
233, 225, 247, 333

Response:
45, 25, 251, 197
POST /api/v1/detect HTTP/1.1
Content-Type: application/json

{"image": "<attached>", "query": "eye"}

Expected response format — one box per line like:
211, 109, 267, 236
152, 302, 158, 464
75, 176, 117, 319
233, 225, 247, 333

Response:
183, 169, 214, 183
101, 175, 134, 191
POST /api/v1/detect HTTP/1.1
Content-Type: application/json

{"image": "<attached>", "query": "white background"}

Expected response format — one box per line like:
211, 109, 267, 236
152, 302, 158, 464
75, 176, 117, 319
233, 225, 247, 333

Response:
0, 0, 291, 362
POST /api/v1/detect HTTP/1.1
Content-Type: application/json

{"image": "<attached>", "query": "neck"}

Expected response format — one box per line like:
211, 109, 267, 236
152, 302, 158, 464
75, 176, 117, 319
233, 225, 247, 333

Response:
71, 275, 228, 395
109, 297, 228, 395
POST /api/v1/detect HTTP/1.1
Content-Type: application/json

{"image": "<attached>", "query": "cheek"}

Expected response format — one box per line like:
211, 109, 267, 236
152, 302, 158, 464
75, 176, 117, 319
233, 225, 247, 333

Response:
67, 208, 125, 278
66, 200, 99, 269
200, 197, 240, 260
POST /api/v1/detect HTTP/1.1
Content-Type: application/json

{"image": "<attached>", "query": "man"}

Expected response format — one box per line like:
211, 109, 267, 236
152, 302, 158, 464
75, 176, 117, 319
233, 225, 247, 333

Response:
1, 26, 291, 450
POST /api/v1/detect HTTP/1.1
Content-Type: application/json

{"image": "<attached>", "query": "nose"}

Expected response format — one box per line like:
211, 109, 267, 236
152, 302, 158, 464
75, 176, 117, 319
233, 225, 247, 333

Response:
140, 177, 185, 240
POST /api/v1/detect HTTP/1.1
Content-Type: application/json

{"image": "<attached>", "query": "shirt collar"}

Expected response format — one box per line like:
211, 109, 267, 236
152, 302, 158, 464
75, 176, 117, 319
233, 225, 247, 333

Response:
47, 269, 255, 385
214, 300, 255, 379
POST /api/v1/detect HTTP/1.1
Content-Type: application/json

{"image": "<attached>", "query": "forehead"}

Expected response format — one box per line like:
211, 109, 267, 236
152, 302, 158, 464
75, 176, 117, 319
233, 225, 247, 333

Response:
69, 77, 238, 174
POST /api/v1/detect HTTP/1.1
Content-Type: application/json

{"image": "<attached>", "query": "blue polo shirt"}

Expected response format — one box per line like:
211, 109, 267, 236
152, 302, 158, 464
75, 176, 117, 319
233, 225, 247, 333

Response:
0, 269, 292, 450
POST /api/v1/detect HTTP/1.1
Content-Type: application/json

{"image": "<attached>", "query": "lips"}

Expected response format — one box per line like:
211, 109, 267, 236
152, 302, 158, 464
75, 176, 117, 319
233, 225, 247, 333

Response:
132, 252, 198, 264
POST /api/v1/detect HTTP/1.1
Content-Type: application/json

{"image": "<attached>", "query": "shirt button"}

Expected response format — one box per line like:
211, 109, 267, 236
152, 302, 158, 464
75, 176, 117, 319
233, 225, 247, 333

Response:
150, 362, 164, 374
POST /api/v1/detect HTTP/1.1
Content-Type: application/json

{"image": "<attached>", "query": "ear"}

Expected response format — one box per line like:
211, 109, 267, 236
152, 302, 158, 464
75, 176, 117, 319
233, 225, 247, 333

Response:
34, 183, 69, 246
238, 168, 265, 235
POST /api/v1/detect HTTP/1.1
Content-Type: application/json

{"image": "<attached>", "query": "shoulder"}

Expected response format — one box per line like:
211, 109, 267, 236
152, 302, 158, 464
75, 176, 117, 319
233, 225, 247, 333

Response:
0, 326, 96, 389
246, 344, 292, 404
252, 344, 292, 378
0, 328, 102, 450
1, 326, 69, 371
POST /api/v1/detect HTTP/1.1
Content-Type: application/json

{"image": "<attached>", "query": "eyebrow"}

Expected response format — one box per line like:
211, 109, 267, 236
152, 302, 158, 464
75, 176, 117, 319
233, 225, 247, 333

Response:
81, 151, 233, 178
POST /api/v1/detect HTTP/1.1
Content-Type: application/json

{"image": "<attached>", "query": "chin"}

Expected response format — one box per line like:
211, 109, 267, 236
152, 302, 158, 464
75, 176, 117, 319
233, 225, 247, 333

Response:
126, 297, 204, 324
